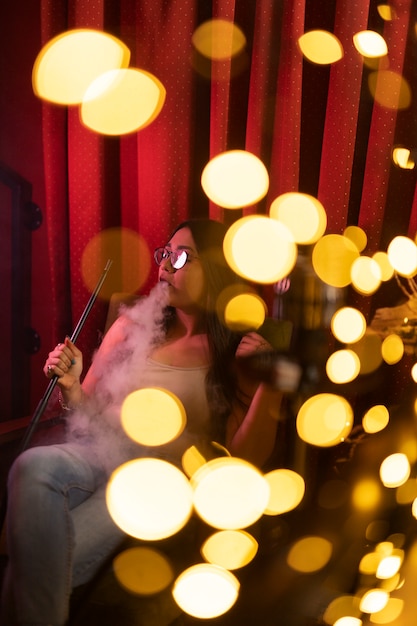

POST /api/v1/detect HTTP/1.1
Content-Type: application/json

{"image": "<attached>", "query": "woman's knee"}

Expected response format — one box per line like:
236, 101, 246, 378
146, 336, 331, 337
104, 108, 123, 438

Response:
8, 445, 67, 491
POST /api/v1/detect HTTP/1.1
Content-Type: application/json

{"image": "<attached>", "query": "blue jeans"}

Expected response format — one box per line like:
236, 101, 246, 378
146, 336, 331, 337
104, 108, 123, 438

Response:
2, 442, 125, 625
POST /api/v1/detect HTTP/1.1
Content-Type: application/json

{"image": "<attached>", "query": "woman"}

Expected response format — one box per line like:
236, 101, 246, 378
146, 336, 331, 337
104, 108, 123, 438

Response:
2, 219, 285, 625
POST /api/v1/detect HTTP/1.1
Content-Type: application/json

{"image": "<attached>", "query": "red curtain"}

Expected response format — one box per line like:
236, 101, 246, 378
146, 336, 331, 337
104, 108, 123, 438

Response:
35, 0, 417, 379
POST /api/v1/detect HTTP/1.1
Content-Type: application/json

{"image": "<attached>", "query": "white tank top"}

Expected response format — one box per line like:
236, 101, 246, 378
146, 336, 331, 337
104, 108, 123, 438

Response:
135, 358, 212, 464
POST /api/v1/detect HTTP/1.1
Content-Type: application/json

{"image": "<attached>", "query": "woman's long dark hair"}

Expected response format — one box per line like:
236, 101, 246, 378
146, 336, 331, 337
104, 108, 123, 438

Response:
164, 218, 245, 442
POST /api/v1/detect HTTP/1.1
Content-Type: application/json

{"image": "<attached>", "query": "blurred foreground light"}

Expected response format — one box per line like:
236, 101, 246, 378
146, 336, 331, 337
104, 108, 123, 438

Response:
352, 478, 381, 511
201, 150, 269, 208
368, 70, 411, 110
296, 393, 353, 447
182, 445, 208, 478
392, 147, 415, 170
331, 307, 366, 344
113, 546, 174, 595
172, 564, 239, 618
312, 234, 359, 288
223, 215, 297, 284
350, 256, 382, 295
412, 497, 417, 518
326, 349, 360, 384
269, 192, 327, 244
323, 596, 362, 625
362, 405, 390, 434
377, 4, 397, 20
381, 334, 404, 365
287, 536, 332, 573
353, 30, 388, 58
121, 387, 186, 446
380, 453, 410, 488
33, 29, 130, 104
81, 68, 166, 135
223, 292, 267, 331
344, 225, 367, 252
191, 457, 269, 529
264, 468, 305, 514
201, 530, 258, 570
372, 251, 394, 281
377, 553, 403, 579
81, 227, 151, 299
334, 618, 362, 626
106, 458, 193, 540
349, 330, 383, 374
298, 30, 343, 64
360, 589, 389, 614
192, 19, 246, 60
411, 363, 417, 383
370, 597, 403, 624
387, 236, 417, 277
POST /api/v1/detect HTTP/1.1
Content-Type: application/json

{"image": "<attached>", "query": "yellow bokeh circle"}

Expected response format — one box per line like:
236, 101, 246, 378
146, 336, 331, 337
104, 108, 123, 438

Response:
223, 215, 297, 284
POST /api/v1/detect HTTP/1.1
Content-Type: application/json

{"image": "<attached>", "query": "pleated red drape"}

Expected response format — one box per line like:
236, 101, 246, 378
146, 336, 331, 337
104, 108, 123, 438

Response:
40, 0, 197, 364
37, 0, 417, 373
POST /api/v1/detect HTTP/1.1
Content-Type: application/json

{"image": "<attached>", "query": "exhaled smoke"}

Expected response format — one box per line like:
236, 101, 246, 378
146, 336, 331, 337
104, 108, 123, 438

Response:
65, 281, 170, 473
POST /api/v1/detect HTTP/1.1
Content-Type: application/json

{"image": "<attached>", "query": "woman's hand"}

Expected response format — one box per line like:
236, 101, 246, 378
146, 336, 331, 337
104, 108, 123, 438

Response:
235, 331, 272, 358
43, 337, 83, 391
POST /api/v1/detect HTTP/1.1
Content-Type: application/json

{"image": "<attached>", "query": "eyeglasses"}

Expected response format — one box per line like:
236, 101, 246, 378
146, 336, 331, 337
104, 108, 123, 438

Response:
154, 247, 191, 270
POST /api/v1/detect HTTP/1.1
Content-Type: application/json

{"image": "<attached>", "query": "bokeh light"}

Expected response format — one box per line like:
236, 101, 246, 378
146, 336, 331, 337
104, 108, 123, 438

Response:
32, 29, 130, 104
287, 536, 333, 573
172, 563, 240, 618
81, 68, 166, 135
223, 215, 297, 284
352, 478, 382, 511
106, 458, 193, 540
323, 596, 362, 625
296, 393, 354, 447
343, 225, 367, 252
368, 70, 411, 110
223, 292, 267, 331
359, 589, 389, 614
113, 546, 174, 595
201, 530, 258, 570
376, 553, 403, 579
182, 445, 208, 478
312, 234, 360, 288
381, 334, 404, 365
372, 251, 394, 281
350, 255, 382, 295
201, 150, 269, 208
191, 457, 270, 529
377, 5, 397, 20
353, 30, 388, 58
334, 618, 362, 626
380, 453, 410, 488
349, 330, 383, 374
298, 30, 344, 64
269, 192, 327, 244
362, 405, 390, 434
370, 597, 404, 624
387, 236, 417, 276
81, 227, 151, 300
192, 19, 246, 60
263, 468, 305, 515
392, 147, 415, 170
326, 349, 361, 384
331, 307, 367, 344
121, 387, 186, 446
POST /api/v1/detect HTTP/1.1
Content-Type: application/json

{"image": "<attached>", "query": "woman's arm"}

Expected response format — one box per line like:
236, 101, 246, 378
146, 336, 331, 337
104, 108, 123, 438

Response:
43, 315, 130, 410
226, 380, 284, 468
225, 331, 297, 468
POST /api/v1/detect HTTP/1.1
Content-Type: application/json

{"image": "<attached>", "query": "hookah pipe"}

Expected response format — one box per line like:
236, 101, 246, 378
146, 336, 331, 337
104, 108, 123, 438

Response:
0, 259, 113, 530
